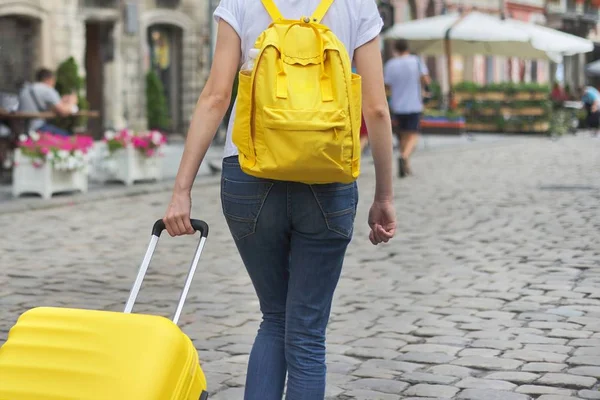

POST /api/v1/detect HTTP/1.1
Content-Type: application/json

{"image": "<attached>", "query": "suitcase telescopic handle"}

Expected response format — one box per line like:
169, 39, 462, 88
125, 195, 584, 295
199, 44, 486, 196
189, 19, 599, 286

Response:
124, 219, 210, 325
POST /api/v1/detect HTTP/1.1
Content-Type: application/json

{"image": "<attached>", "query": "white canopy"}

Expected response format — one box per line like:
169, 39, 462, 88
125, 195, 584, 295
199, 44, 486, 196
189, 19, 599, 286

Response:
383, 12, 593, 62
586, 59, 600, 76
503, 18, 594, 58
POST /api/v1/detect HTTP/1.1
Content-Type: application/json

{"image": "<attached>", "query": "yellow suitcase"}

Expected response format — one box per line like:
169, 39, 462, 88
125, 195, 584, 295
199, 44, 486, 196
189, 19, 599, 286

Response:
0, 219, 210, 400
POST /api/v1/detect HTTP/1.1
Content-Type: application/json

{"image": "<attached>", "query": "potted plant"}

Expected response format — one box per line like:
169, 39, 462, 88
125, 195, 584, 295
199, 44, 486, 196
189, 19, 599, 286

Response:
12, 132, 93, 199
99, 128, 167, 185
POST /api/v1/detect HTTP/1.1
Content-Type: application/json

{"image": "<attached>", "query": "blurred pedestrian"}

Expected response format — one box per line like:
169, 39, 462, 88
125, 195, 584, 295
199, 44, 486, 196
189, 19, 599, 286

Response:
162, 0, 397, 399
580, 85, 600, 137
17, 68, 78, 136
384, 39, 431, 177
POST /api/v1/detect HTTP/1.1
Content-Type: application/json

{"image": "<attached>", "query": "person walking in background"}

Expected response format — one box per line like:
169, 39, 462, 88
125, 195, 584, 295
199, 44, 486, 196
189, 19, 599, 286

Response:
580, 85, 600, 137
162, 0, 397, 399
384, 39, 431, 177
17, 68, 78, 136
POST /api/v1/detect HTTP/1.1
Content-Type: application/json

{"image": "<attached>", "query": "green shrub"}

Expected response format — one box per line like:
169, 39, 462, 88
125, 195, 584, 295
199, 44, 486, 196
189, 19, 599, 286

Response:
146, 70, 171, 131
53, 57, 88, 130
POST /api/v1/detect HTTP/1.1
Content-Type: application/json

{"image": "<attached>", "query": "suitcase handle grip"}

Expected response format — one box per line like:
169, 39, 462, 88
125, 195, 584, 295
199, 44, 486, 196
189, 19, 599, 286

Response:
124, 219, 209, 325
152, 219, 209, 238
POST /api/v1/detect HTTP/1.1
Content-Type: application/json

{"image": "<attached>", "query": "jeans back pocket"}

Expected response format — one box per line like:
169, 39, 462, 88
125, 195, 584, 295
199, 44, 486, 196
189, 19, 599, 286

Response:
221, 178, 273, 240
310, 182, 358, 238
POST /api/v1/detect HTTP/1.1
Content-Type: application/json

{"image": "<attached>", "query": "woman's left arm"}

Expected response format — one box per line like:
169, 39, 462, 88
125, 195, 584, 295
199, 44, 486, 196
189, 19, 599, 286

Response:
163, 20, 241, 236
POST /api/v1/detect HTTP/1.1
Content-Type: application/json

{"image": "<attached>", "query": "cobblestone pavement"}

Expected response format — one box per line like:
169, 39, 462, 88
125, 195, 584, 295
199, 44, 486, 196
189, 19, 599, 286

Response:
1, 135, 600, 399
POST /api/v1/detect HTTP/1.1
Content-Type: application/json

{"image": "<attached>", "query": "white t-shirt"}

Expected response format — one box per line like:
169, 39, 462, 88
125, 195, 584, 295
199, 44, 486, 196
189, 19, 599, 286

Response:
214, 0, 383, 159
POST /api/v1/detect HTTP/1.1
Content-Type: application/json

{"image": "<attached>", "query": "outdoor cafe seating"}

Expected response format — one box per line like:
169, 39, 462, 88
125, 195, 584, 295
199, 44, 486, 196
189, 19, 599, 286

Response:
0, 91, 99, 181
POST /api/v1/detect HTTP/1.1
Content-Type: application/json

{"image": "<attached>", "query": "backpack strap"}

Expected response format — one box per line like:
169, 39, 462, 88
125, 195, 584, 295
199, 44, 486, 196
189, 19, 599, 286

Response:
311, 0, 335, 24
260, 0, 284, 22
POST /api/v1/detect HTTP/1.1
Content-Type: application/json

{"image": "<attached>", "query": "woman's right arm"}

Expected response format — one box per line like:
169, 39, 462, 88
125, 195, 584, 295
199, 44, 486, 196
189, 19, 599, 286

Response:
354, 36, 397, 245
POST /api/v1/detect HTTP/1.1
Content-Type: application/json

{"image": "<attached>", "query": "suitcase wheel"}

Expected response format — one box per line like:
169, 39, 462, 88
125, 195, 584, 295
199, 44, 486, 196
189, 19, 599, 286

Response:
200, 391, 209, 400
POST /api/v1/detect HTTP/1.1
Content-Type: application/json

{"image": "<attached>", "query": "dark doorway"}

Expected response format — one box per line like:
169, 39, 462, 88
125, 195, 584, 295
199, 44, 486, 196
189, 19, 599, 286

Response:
85, 21, 114, 137
147, 24, 183, 133
0, 16, 39, 93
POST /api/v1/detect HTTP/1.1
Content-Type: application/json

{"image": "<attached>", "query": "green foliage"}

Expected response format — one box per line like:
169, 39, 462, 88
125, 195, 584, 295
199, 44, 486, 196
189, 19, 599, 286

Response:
55, 57, 84, 95
146, 70, 171, 131
454, 81, 480, 93
53, 57, 88, 130
423, 109, 463, 120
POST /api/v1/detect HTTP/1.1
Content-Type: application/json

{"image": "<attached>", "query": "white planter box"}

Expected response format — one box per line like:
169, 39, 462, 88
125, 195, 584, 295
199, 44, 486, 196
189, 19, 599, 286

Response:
12, 149, 88, 199
103, 146, 163, 186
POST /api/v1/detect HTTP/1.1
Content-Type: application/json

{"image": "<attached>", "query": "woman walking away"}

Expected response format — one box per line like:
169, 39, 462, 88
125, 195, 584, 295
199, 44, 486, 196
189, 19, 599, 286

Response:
162, 1, 396, 399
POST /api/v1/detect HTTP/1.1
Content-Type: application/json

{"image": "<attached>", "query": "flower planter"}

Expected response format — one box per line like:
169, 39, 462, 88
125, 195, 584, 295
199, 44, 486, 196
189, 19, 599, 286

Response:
480, 91, 506, 101
466, 122, 498, 132
103, 146, 163, 186
12, 149, 88, 199
511, 107, 547, 116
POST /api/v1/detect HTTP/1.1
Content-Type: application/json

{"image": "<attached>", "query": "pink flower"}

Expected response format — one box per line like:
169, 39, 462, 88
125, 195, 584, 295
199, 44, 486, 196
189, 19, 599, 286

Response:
146, 149, 155, 157
40, 147, 49, 155
32, 160, 44, 168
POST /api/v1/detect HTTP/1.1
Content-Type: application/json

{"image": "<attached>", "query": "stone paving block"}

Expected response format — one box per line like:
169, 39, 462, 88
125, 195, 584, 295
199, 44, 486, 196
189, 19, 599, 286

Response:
536, 396, 582, 400
528, 322, 584, 330
451, 356, 523, 370
403, 383, 459, 398
428, 364, 475, 378
579, 389, 600, 399
484, 371, 540, 383
401, 371, 458, 385
524, 344, 573, 354
570, 339, 600, 347
518, 313, 567, 322
574, 347, 600, 356
515, 385, 574, 396
352, 365, 397, 380
344, 378, 409, 394
457, 388, 531, 400
341, 389, 399, 400
210, 387, 245, 400
398, 352, 456, 364
548, 328, 593, 339
521, 363, 568, 372
458, 348, 501, 357
344, 347, 400, 360
503, 350, 568, 363
517, 334, 568, 345
360, 359, 422, 373
471, 339, 522, 350
536, 373, 597, 388
568, 366, 600, 378
400, 344, 461, 356
349, 337, 407, 350
426, 336, 472, 346
567, 356, 600, 366
455, 377, 516, 390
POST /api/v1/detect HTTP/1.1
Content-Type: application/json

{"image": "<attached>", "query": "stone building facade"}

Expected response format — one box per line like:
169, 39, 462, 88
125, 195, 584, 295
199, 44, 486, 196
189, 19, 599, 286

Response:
0, 0, 213, 134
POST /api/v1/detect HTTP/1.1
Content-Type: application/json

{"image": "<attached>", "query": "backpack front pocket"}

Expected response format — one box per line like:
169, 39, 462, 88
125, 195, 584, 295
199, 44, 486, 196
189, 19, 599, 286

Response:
254, 107, 354, 182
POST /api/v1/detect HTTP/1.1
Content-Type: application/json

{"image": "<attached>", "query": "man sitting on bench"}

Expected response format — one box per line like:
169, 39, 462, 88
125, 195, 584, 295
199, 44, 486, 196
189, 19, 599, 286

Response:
18, 68, 78, 136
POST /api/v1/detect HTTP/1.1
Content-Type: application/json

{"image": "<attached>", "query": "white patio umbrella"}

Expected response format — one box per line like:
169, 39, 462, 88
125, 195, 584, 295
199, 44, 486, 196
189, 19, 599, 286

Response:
503, 18, 593, 59
383, 12, 555, 61
586, 59, 600, 76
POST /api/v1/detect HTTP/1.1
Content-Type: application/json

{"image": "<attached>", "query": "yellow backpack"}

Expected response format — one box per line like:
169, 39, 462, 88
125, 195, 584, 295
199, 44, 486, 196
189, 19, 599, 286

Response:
232, 0, 362, 184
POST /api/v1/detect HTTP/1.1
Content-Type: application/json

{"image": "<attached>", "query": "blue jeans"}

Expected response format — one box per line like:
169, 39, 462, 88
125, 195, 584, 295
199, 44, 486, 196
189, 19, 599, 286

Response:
220, 156, 357, 400
37, 123, 71, 136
